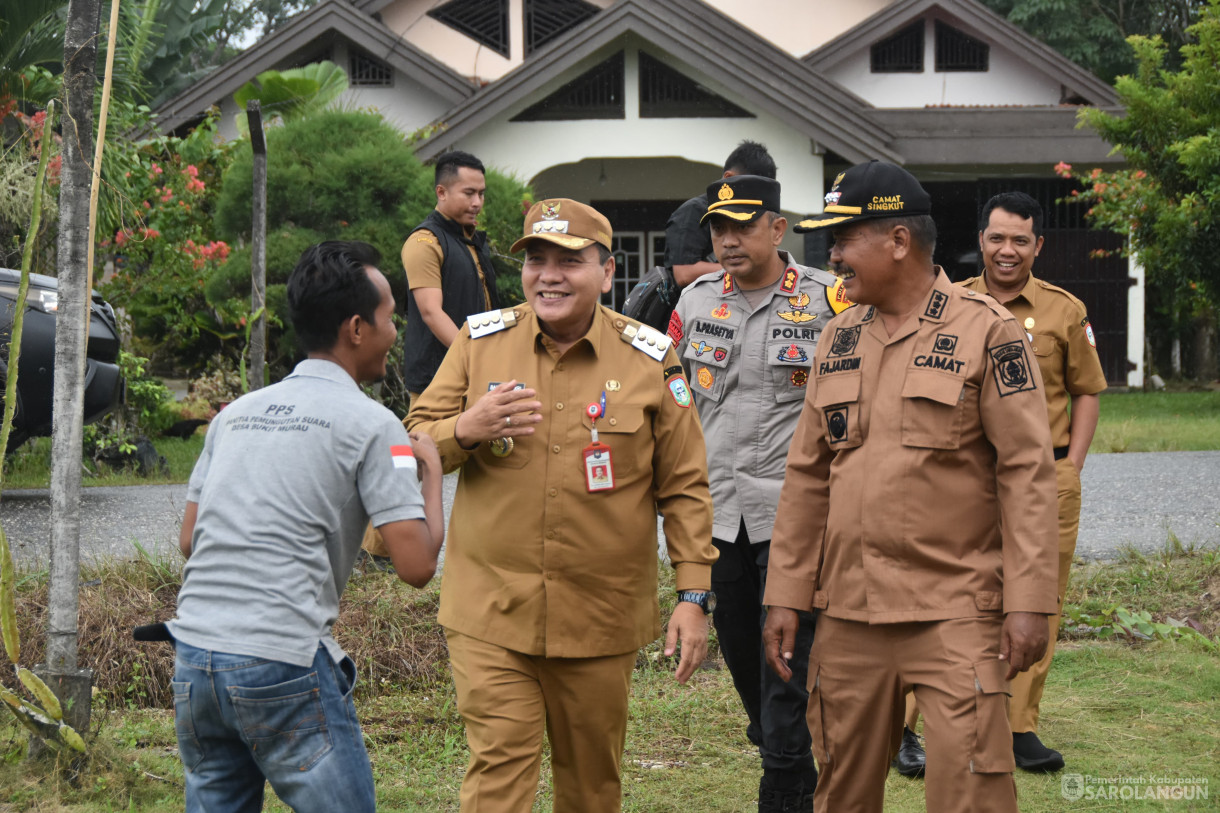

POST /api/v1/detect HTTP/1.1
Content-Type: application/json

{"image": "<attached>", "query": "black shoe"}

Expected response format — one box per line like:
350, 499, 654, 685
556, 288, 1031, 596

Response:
891, 726, 926, 778
759, 774, 814, 813
1013, 731, 1065, 772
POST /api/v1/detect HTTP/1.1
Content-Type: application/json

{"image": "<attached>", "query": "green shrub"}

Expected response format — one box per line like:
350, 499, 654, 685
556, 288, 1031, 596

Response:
209, 109, 533, 383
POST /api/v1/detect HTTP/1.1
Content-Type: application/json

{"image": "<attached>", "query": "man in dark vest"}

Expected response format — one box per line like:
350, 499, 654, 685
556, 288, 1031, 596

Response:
363, 152, 501, 564
402, 150, 502, 399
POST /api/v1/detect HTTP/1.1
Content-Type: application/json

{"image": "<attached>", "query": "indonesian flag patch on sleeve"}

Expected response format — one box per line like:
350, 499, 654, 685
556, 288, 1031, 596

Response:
391, 444, 417, 472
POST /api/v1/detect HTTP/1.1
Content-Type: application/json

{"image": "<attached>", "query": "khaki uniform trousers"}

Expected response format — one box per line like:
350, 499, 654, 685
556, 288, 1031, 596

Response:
902, 456, 1082, 736
1009, 455, 1081, 732
445, 629, 637, 813
807, 615, 1017, 813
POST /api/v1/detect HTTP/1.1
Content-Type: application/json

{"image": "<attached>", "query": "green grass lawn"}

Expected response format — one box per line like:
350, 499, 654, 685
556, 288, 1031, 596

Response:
1, 546, 1216, 812
1, 434, 205, 490
1092, 390, 1220, 453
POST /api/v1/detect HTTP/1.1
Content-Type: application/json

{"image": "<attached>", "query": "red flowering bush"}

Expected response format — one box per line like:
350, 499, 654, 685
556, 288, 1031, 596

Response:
98, 118, 236, 368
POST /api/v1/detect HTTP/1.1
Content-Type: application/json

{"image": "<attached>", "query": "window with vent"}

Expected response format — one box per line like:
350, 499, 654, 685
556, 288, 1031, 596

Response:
349, 52, 392, 87
935, 21, 989, 71
870, 21, 924, 73
638, 52, 753, 119
428, 0, 509, 58
526, 0, 600, 56
511, 51, 624, 121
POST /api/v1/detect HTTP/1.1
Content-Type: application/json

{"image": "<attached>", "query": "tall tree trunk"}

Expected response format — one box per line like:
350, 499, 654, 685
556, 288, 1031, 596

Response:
47, 0, 101, 676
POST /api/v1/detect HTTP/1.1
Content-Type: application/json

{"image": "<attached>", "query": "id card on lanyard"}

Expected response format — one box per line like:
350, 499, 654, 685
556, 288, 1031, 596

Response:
584, 390, 615, 492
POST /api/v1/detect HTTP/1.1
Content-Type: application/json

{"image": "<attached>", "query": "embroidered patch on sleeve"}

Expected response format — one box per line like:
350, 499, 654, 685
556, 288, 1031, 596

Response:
824, 406, 850, 443
668, 310, 684, 343
668, 377, 692, 407
989, 340, 1037, 397
1085, 322, 1096, 347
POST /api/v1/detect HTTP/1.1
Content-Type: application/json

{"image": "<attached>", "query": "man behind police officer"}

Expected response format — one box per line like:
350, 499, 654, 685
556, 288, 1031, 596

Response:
407, 198, 719, 813
665, 140, 777, 287
669, 175, 846, 811
963, 191, 1106, 770
762, 161, 1059, 813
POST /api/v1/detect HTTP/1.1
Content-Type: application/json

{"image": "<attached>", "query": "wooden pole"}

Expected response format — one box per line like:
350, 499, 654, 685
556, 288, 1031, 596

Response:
247, 101, 267, 391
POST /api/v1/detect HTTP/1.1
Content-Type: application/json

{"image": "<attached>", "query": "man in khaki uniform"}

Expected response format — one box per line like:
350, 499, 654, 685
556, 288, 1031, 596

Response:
762, 161, 1059, 813
963, 191, 1107, 770
407, 198, 718, 813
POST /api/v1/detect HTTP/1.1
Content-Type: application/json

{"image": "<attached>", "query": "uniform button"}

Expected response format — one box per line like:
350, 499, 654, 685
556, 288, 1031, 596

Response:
608, 417, 617, 426
552, 445, 561, 454
548, 488, 558, 497
545, 571, 555, 580
546, 530, 555, 539
555, 402, 564, 410
557, 363, 565, 371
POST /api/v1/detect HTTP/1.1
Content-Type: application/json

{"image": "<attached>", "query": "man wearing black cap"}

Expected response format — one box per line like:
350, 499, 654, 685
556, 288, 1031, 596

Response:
761, 161, 1059, 813
669, 175, 846, 812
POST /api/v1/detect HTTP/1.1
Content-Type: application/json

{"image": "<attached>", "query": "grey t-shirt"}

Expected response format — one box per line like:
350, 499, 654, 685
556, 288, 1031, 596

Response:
168, 359, 426, 667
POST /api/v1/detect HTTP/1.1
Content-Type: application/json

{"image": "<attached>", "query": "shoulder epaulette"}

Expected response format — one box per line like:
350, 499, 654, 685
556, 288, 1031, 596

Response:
1036, 278, 1089, 312
619, 322, 671, 361
468, 308, 519, 339
960, 287, 1015, 320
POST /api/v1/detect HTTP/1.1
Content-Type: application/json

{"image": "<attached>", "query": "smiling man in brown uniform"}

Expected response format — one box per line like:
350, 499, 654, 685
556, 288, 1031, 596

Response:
407, 198, 717, 813
962, 191, 1107, 771
762, 161, 1059, 813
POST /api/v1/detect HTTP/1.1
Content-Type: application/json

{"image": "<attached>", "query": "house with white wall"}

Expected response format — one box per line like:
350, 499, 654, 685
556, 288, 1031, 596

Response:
157, 0, 1138, 384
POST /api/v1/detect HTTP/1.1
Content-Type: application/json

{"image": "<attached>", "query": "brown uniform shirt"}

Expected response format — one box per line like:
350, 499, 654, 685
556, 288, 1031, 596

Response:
960, 274, 1107, 448
764, 269, 1059, 623
407, 304, 717, 658
402, 225, 492, 309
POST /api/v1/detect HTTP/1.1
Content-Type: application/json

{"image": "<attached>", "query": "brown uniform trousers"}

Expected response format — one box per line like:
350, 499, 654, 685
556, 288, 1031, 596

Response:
962, 273, 1107, 733
409, 304, 716, 813
765, 271, 1059, 813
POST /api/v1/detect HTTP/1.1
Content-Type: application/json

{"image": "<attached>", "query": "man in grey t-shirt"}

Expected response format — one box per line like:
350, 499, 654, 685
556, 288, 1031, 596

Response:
168, 242, 444, 813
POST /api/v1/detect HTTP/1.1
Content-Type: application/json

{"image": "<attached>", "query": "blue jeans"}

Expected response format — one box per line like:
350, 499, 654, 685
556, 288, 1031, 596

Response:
172, 641, 375, 813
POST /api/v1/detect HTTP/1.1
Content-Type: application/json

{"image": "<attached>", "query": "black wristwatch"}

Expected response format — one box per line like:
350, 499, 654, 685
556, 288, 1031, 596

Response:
677, 590, 716, 614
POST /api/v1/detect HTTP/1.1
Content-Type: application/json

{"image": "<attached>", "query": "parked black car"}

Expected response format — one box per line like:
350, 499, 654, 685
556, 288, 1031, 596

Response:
0, 268, 124, 450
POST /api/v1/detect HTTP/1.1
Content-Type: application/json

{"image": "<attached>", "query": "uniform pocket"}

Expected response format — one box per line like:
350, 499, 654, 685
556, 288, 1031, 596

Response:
970, 659, 1015, 774
768, 340, 815, 404
900, 370, 965, 450
585, 404, 646, 476
812, 372, 862, 449
171, 680, 205, 771
229, 671, 333, 772
805, 658, 830, 765
1028, 331, 1057, 359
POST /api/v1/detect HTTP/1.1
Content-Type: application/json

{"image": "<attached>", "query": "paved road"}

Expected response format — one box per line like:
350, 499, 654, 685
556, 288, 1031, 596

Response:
2, 452, 1217, 567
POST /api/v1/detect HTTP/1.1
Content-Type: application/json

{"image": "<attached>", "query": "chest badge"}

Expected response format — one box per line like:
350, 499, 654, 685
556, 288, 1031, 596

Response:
778, 310, 817, 324
791, 370, 808, 387
692, 340, 713, 356
697, 367, 715, 389
605, 379, 621, 392
787, 292, 811, 310
711, 303, 732, 320
489, 437, 515, 457
778, 344, 809, 363
1024, 317, 1036, 330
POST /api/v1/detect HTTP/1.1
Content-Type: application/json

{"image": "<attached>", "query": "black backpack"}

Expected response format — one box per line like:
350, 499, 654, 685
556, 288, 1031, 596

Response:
621, 266, 680, 333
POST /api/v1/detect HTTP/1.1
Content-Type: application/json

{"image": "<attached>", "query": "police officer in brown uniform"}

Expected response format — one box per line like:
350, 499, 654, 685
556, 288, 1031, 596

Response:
407, 198, 718, 813
962, 191, 1107, 771
761, 161, 1059, 813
